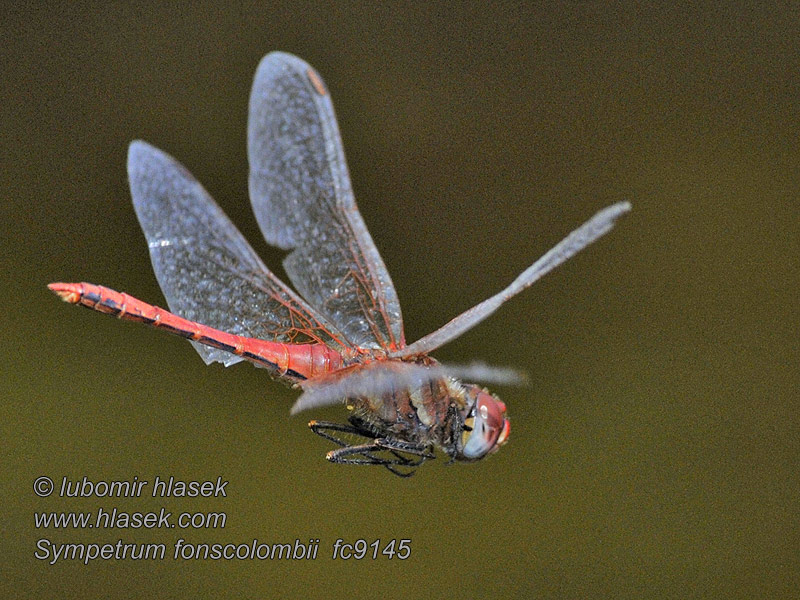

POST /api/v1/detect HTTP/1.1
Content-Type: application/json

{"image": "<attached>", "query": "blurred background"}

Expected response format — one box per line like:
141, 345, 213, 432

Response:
2, 2, 798, 598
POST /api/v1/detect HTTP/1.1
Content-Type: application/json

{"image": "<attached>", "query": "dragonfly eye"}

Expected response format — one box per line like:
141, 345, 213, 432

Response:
458, 389, 510, 461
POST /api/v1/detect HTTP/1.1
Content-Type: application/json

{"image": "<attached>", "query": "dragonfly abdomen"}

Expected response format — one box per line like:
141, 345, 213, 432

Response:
48, 282, 344, 382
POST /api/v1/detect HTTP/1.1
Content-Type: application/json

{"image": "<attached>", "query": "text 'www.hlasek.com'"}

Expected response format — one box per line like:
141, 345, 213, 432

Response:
33, 475, 411, 565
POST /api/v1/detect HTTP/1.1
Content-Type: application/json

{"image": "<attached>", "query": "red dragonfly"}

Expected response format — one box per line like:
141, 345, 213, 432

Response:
50, 52, 630, 476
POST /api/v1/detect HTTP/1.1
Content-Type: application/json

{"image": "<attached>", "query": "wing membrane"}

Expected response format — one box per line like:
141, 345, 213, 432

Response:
128, 140, 349, 366
248, 52, 404, 352
394, 202, 632, 357
291, 360, 527, 415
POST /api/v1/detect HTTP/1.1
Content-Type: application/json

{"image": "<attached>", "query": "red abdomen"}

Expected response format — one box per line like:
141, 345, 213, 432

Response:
48, 282, 345, 382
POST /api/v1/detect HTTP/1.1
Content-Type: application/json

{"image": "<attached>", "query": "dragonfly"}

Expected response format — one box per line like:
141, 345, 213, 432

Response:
49, 52, 631, 476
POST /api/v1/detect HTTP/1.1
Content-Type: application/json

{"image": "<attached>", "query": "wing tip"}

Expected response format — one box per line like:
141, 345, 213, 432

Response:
254, 52, 322, 92
262, 50, 299, 61
128, 139, 162, 173
259, 50, 304, 66
607, 200, 633, 218
128, 138, 153, 157
127, 140, 187, 187
256, 51, 304, 78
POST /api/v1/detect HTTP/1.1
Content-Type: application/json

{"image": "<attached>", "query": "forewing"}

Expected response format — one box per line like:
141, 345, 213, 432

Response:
292, 361, 440, 415
291, 360, 527, 415
394, 202, 632, 357
248, 52, 404, 352
128, 140, 349, 366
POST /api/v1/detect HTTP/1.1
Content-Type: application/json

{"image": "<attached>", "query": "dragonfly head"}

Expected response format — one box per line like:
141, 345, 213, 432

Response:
455, 386, 510, 461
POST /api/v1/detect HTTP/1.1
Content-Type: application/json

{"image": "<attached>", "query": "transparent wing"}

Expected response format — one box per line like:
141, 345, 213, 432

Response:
393, 202, 632, 358
291, 360, 527, 415
128, 140, 350, 366
248, 52, 404, 352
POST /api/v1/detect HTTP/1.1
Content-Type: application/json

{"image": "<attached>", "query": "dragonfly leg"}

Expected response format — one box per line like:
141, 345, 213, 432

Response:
325, 444, 388, 463
309, 420, 434, 477
325, 444, 421, 477
308, 420, 375, 448
377, 449, 433, 477
309, 421, 403, 471
383, 464, 418, 478
373, 438, 436, 460
343, 415, 436, 463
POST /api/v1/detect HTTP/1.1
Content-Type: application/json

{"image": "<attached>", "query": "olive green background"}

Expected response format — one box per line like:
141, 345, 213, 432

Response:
3, 2, 798, 598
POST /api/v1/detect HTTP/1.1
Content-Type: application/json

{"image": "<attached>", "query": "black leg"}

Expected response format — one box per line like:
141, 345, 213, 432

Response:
325, 443, 424, 478
310, 421, 436, 477
309, 421, 411, 474
308, 420, 373, 448
373, 437, 436, 459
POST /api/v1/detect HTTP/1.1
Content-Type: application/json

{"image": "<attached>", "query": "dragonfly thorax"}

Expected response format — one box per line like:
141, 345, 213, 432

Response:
342, 366, 510, 463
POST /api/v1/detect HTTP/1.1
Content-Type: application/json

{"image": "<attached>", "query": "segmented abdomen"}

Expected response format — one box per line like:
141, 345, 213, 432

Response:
48, 282, 345, 383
